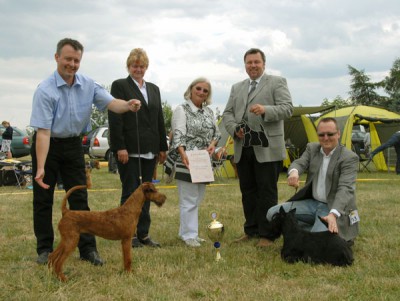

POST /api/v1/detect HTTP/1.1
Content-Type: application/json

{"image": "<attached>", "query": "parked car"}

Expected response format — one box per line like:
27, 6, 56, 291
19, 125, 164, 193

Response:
0, 125, 31, 158
89, 126, 110, 161
82, 128, 97, 156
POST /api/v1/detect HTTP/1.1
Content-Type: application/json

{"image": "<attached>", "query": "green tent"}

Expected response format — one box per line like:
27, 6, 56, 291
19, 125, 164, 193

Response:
316, 105, 400, 171
283, 106, 335, 167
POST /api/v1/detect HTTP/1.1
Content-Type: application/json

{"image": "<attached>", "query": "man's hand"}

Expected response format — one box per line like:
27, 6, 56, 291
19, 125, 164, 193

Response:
287, 169, 300, 188
249, 104, 265, 116
127, 99, 141, 112
35, 168, 50, 189
320, 213, 339, 234
235, 127, 244, 139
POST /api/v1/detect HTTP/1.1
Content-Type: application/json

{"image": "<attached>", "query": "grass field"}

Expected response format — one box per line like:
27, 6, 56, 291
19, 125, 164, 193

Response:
1, 162, 399, 300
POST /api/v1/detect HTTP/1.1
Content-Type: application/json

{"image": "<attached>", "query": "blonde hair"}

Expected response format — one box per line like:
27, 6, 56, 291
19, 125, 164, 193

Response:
183, 77, 212, 106
2, 121, 10, 127
126, 48, 149, 69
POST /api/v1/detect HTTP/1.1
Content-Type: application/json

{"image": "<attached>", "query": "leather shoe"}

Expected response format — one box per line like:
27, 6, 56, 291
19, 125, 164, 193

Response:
139, 236, 161, 248
132, 237, 144, 248
256, 238, 273, 248
232, 234, 251, 243
36, 251, 50, 265
80, 251, 104, 266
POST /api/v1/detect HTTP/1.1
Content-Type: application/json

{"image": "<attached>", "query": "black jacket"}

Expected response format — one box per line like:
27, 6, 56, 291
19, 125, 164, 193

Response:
2, 126, 13, 140
108, 76, 168, 155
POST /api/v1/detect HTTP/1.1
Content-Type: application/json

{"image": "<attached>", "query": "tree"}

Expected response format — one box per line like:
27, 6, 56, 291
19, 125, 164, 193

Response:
87, 84, 111, 131
384, 58, 400, 112
162, 100, 172, 134
90, 106, 108, 128
321, 95, 351, 109
348, 65, 382, 106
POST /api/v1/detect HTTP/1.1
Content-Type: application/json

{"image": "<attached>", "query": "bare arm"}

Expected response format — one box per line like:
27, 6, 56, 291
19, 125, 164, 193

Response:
107, 99, 141, 114
34, 129, 51, 189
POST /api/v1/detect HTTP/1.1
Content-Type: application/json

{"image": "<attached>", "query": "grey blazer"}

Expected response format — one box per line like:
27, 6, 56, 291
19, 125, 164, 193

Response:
288, 143, 360, 241
222, 73, 293, 163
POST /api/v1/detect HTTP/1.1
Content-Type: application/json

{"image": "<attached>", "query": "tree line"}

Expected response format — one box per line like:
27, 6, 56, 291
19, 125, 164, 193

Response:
322, 58, 400, 112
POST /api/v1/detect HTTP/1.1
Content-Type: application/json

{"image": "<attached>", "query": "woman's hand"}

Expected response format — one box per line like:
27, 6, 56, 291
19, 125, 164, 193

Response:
206, 144, 216, 156
117, 149, 129, 164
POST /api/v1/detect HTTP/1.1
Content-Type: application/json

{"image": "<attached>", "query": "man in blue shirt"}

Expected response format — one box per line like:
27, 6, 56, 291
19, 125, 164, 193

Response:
30, 38, 141, 265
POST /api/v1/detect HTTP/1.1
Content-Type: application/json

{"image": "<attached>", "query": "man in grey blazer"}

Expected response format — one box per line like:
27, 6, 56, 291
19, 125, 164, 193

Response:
223, 48, 293, 247
267, 117, 360, 242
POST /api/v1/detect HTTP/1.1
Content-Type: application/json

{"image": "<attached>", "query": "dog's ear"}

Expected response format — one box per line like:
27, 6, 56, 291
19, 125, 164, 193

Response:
289, 208, 296, 214
142, 182, 157, 192
279, 206, 285, 214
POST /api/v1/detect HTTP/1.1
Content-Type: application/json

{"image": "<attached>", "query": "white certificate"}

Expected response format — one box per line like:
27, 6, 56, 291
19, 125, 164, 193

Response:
186, 150, 214, 183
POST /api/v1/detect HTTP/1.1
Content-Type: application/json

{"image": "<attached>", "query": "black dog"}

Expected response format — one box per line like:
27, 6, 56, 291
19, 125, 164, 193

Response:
270, 207, 354, 266
236, 120, 269, 148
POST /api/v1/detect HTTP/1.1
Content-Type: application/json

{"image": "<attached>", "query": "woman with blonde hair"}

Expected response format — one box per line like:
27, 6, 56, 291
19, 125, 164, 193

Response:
108, 48, 168, 248
165, 77, 221, 247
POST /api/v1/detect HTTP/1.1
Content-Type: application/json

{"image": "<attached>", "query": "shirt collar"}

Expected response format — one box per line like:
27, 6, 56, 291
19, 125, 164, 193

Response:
131, 77, 146, 89
187, 99, 203, 112
249, 75, 262, 85
320, 146, 337, 157
54, 71, 82, 88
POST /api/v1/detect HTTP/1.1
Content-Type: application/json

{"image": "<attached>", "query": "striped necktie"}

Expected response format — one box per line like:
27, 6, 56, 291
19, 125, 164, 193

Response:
248, 80, 257, 96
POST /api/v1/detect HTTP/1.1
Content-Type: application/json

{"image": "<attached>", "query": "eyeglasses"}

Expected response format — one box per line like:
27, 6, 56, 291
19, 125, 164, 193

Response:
195, 86, 209, 94
317, 132, 337, 137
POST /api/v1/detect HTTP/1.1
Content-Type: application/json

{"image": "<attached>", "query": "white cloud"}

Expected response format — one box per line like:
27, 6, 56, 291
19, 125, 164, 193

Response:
1, 0, 399, 127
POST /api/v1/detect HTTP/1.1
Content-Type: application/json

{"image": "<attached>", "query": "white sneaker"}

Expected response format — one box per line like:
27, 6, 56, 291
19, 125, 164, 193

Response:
196, 237, 206, 243
185, 238, 201, 247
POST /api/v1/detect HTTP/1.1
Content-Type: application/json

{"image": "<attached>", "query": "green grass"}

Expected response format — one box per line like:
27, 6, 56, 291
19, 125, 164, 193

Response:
1, 162, 400, 300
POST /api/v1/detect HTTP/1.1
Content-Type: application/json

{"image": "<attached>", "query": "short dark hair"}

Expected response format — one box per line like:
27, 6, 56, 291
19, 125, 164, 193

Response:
244, 48, 266, 63
56, 38, 84, 55
317, 117, 339, 130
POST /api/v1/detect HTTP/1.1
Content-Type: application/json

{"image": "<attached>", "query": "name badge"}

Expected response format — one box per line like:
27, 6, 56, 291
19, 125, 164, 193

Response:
349, 210, 360, 225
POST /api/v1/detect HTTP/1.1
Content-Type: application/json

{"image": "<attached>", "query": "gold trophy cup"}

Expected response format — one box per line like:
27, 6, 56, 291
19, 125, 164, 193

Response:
207, 212, 225, 261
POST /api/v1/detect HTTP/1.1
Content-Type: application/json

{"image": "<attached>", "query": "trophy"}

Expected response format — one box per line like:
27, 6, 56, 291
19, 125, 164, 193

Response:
207, 211, 225, 261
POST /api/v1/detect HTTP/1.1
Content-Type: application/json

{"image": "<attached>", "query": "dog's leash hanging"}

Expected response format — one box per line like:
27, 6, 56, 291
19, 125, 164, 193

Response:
135, 111, 143, 184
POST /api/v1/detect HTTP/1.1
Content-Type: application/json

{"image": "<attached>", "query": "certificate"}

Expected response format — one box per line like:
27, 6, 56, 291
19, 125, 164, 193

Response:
186, 150, 214, 183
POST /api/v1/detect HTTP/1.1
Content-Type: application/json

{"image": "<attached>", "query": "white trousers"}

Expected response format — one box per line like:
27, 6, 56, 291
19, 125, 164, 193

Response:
177, 180, 206, 241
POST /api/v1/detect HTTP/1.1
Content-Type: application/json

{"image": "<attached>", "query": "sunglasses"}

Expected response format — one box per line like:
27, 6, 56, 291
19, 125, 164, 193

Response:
195, 86, 209, 94
318, 132, 337, 137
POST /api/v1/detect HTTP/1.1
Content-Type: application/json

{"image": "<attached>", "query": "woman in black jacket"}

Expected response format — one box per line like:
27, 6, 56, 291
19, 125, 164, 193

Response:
1, 120, 13, 159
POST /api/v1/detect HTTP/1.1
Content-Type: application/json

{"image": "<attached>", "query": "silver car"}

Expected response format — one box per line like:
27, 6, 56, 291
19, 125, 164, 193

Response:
89, 126, 110, 161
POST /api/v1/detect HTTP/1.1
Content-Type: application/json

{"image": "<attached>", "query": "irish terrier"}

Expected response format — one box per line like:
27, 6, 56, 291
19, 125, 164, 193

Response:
48, 182, 166, 281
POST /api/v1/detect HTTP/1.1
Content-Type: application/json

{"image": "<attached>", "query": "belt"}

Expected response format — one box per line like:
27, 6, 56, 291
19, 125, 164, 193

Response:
33, 132, 80, 143
50, 136, 80, 143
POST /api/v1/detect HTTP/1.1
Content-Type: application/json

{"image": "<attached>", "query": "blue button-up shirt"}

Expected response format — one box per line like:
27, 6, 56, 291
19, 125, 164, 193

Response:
30, 71, 114, 138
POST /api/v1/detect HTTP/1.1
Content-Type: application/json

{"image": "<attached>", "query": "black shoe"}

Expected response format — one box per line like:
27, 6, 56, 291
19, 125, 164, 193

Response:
132, 237, 144, 248
36, 251, 50, 265
80, 251, 104, 266
139, 236, 161, 248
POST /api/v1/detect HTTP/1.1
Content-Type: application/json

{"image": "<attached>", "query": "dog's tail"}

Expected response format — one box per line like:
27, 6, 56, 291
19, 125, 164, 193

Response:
61, 185, 87, 216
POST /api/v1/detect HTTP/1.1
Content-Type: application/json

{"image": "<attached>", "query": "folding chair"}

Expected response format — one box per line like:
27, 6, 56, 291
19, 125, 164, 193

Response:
358, 153, 371, 172
351, 144, 371, 172
13, 161, 33, 188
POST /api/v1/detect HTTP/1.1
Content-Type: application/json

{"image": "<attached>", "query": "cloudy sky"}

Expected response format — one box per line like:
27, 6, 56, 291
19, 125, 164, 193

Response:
1, 0, 399, 128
